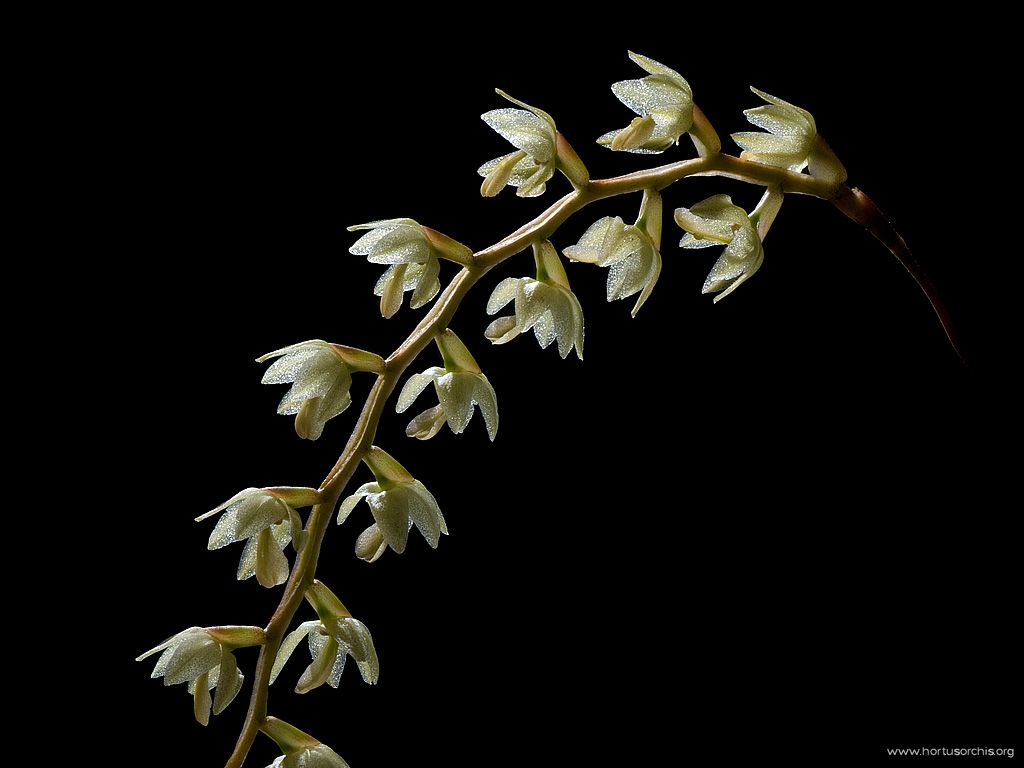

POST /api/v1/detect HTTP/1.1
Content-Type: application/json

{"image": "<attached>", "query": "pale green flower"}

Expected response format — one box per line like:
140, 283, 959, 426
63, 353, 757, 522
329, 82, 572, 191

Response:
348, 219, 472, 319
478, 90, 558, 198
257, 340, 384, 440
731, 88, 847, 184
195, 486, 318, 588
674, 194, 764, 302
270, 580, 379, 694
564, 189, 663, 316
136, 625, 263, 725
598, 52, 694, 153
270, 617, 379, 694
337, 446, 447, 556
485, 240, 584, 359
396, 329, 498, 441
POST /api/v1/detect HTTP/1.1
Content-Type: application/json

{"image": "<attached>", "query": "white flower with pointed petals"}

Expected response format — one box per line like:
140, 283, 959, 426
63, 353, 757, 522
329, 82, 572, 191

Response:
485, 241, 584, 359
337, 446, 447, 556
348, 219, 472, 319
598, 52, 694, 154
478, 90, 559, 198
270, 616, 379, 694
195, 487, 318, 588
674, 194, 765, 303
257, 340, 384, 440
267, 745, 350, 768
136, 626, 259, 725
396, 329, 498, 441
732, 87, 817, 171
564, 189, 664, 316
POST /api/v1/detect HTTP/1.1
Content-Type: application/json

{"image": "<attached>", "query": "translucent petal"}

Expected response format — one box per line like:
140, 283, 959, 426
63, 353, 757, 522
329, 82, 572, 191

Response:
337, 483, 382, 528
256, 339, 328, 365
196, 488, 261, 523
748, 87, 816, 133
409, 255, 441, 309
679, 233, 719, 249
212, 649, 243, 715
163, 632, 221, 686
236, 535, 258, 580
347, 218, 418, 252
297, 634, 339, 694
486, 277, 524, 315
396, 368, 445, 413
516, 280, 552, 331
209, 494, 287, 549
260, 343, 328, 383
473, 374, 499, 441
326, 639, 348, 688
435, 372, 474, 434
406, 404, 447, 440
334, 618, 380, 685
137, 627, 199, 663
702, 225, 764, 300
365, 490, 410, 553
404, 481, 447, 548
481, 108, 555, 162
270, 621, 318, 685
359, 225, 430, 265
627, 52, 692, 92
532, 310, 556, 350
611, 78, 691, 121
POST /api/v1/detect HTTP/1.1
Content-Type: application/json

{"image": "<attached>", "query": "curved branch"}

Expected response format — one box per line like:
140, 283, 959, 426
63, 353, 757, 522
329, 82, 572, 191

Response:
223, 153, 895, 767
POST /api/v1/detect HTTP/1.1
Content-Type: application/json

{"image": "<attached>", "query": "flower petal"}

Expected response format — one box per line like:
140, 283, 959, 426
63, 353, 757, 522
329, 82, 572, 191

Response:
270, 621, 318, 685
396, 368, 445, 414
212, 649, 244, 715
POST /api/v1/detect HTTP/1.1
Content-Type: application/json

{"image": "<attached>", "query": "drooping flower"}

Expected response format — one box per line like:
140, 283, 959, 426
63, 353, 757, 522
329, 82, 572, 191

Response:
348, 219, 473, 319
136, 625, 263, 725
564, 189, 663, 316
485, 240, 584, 359
261, 717, 351, 768
396, 328, 498, 441
195, 487, 319, 588
270, 581, 379, 694
598, 52, 697, 154
257, 341, 384, 440
731, 88, 847, 184
478, 90, 588, 197
337, 446, 447, 556
674, 189, 785, 303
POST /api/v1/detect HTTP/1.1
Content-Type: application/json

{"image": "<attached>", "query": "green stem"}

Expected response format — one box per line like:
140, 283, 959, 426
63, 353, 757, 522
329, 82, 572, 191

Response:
223, 153, 865, 767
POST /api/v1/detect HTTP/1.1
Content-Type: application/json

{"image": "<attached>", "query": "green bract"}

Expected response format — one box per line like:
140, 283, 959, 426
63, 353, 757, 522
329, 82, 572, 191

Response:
675, 194, 764, 303
598, 52, 694, 154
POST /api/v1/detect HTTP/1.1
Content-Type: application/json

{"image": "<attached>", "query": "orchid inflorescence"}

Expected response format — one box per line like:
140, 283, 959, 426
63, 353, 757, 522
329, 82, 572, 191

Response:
137, 51, 936, 767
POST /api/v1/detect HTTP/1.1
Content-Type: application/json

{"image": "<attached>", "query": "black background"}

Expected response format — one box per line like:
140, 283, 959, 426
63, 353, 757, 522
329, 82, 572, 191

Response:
100, 13, 1017, 767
